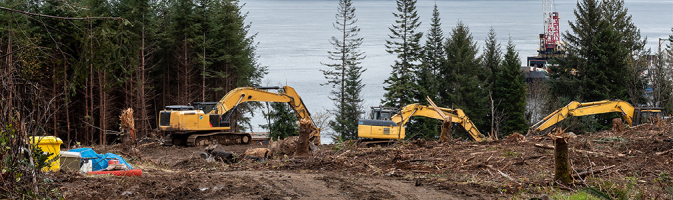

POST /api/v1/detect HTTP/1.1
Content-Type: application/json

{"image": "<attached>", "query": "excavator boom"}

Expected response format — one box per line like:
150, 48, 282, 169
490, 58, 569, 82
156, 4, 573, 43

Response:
530, 99, 663, 134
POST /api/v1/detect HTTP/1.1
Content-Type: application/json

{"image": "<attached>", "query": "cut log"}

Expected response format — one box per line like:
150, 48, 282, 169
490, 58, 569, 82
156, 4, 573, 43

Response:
573, 165, 616, 178
534, 143, 555, 150
244, 148, 272, 159
469, 150, 497, 156
656, 148, 673, 156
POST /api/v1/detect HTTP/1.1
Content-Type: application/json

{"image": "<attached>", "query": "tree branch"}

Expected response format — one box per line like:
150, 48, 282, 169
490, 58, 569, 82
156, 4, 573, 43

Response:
0, 6, 123, 20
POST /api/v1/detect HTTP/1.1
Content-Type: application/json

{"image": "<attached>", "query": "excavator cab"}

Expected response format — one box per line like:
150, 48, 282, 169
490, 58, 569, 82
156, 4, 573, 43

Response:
192, 102, 218, 114
633, 108, 664, 125
358, 106, 402, 139
369, 106, 399, 120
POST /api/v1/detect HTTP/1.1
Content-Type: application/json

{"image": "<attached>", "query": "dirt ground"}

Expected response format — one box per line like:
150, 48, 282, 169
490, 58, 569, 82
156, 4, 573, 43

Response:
49, 123, 673, 199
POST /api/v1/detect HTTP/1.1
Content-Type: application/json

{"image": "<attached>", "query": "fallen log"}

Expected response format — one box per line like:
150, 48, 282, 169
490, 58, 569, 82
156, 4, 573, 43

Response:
573, 165, 616, 178
469, 150, 497, 156
655, 148, 673, 156
404, 158, 444, 163
498, 169, 518, 183
535, 144, 624, 158
534, 143, 554, 150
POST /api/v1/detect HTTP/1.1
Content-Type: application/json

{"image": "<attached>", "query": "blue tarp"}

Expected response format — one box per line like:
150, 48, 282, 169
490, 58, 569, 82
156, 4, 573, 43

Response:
68, 148, 133, 171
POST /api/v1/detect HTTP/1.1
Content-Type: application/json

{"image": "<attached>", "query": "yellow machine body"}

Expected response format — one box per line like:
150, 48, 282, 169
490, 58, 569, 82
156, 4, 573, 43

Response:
357, 104, 485, 141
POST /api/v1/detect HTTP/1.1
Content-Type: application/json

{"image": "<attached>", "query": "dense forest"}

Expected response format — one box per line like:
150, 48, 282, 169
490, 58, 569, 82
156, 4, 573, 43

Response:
1, 0, 672, 145
0, 0, 266, 146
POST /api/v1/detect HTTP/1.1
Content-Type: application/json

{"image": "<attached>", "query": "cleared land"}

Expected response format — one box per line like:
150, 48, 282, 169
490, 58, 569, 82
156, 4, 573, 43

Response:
50, 123, 673, 199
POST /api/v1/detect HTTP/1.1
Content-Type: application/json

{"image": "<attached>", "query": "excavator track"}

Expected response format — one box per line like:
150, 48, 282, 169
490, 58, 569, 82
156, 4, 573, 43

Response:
184, 132, 252, 146
357, 139, 397, 147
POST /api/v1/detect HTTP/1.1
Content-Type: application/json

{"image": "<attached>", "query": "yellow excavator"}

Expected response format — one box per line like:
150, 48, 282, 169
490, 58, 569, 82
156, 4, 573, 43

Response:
529, 99, 664, 134
159, 86, 320, 146
357, 104, 485, 141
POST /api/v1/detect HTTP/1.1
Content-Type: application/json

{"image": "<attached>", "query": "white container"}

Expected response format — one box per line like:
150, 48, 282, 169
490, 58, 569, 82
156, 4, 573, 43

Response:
59, 151, 82, 171
80, 159, 92, 173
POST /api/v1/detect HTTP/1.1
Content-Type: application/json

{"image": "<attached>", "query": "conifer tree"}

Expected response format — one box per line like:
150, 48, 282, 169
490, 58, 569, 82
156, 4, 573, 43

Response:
494, 38, 527, 135
169, 0, 200, 105
442, 22, 489, 134
210, 0, 266, 131
382, 0, 423, 109
412, 4, 444, 140
482, 28, 501, 91
602, 0, 648, 105
261, 102, 299, 140
321, 0, 366, 140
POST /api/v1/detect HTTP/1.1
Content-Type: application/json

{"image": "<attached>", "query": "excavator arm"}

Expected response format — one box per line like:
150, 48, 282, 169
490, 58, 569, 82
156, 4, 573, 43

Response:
529, 100, 635, 134
211, 86, 312, 121
359, 104, 484, 141
211, 86, 319, 143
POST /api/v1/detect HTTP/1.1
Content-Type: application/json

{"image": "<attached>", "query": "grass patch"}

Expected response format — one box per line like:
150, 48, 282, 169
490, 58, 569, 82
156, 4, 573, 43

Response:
502, 150, 518, 157
594, 137, 627, 143
550, 190, 602, 200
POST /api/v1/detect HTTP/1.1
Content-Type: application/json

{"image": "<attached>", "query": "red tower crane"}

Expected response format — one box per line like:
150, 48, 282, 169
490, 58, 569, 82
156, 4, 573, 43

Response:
527, 0, 565, 73
543, 0, 560, 51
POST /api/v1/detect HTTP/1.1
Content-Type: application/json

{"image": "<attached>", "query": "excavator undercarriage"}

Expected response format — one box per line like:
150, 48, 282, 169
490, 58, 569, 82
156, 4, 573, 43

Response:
166, 132, 252, 146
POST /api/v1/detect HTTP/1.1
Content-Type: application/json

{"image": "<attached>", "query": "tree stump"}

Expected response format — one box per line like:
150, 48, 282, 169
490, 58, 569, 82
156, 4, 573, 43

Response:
439, 119, 452, 142
296, 119, 312, 157
548, 128, 574, 184
120, 108, 136, 146
612, 118, 625, 132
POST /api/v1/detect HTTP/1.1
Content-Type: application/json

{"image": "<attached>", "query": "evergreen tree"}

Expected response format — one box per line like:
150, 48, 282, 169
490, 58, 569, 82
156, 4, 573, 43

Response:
207, 0, 266, 131
168, 0, 200, 105
412, 4, 444, 140
494, 38, 527, 135
482, 28, 501, 91
442, 22, 489, 135
333, 62, 366, 140
382, 0, 423, 109
321, 0, 366, 140
261, 102, 299, 140
549, 0, 640, 132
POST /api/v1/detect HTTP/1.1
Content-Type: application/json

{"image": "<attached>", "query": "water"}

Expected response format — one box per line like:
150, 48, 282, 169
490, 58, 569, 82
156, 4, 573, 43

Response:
239, 0, 673, 144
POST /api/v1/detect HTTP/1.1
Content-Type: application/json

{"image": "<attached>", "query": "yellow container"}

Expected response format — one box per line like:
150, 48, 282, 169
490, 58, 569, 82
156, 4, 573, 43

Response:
29, 136, 63, 172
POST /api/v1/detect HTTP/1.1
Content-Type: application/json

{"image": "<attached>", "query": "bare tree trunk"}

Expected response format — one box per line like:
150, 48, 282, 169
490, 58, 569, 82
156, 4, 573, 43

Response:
90, 59, 94, 144
202, 32, 206, 102
98, 69, 108, 145
7, 27, 12, 120
490, 92, 495, 140
140, 17, 147, 137
53, 65, 57, 136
